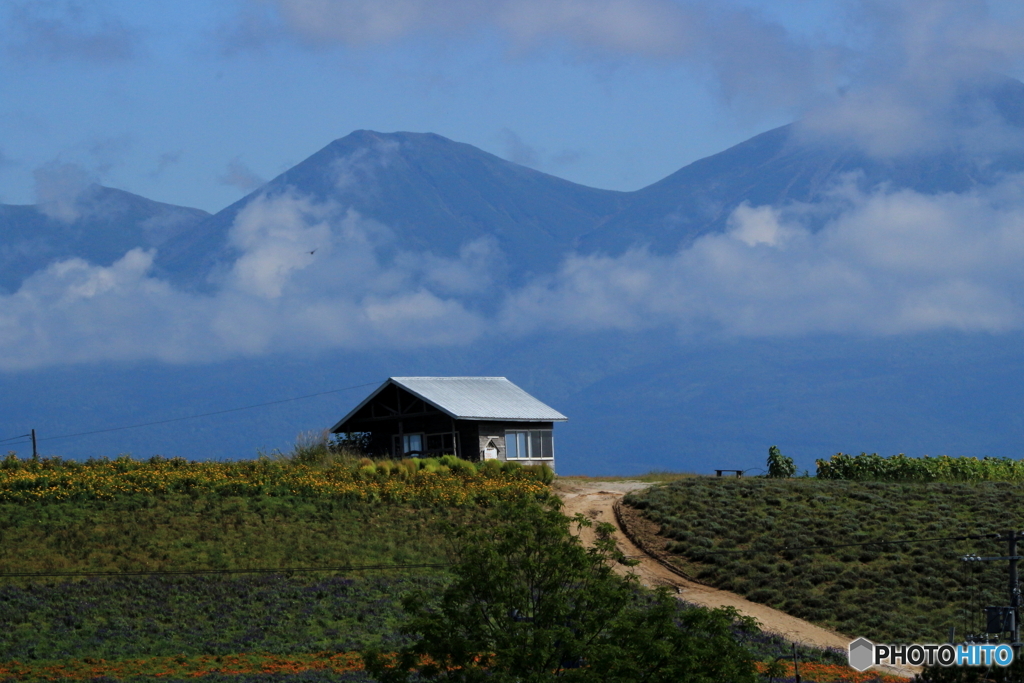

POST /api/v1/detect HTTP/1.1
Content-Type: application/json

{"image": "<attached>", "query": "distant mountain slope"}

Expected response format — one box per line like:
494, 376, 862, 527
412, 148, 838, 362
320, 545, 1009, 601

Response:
10, 78, 1024, 293
581, 77, 1024, 254
157, 130, 628, 287
0, 186, 208, 293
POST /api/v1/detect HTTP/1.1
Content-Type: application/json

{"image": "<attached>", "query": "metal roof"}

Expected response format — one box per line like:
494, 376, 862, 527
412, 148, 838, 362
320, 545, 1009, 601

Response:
331, 377, 567, 430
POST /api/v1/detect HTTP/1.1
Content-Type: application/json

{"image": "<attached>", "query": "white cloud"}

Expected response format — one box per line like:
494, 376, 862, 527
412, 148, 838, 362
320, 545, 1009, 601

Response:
500, 176, 1024, 337
333, 138, 400, 191
0, 191, 486, 370
497, 129, 541, 168
240, 0, 833, 110
496, 0, 695, 57
219, 157, 266, 192
795, 2, 1024, 158
7, 176, 1024, 370
240, 1, 1024, 148
32, 160, 97, 222
4, 0, 142, 63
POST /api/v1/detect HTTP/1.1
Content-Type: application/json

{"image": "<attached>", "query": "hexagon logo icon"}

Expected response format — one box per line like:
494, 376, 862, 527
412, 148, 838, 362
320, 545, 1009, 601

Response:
848, 637, 875, 672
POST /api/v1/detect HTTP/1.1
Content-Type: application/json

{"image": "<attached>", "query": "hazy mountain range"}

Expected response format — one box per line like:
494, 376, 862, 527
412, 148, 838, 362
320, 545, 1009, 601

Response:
4, 78, 1024, 473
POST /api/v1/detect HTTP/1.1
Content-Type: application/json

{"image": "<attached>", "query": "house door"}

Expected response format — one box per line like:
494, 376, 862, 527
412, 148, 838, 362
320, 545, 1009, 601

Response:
483, 438, 499, 460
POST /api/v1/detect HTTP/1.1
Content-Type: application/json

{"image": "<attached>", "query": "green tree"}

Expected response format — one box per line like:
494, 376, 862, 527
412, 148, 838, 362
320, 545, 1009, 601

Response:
364, 498, 758, 682
766, 445, 796, 478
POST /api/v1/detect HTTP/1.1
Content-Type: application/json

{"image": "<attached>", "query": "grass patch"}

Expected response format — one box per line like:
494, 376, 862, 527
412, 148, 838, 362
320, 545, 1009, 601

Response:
624, 477, 1019, 644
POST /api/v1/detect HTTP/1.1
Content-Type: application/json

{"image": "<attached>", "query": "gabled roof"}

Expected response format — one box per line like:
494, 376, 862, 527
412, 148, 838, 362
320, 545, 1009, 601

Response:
331, 377, 568, 431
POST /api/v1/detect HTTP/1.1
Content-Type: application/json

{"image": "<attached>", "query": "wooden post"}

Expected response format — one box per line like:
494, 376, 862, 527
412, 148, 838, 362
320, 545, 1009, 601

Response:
31, 429, 37, 459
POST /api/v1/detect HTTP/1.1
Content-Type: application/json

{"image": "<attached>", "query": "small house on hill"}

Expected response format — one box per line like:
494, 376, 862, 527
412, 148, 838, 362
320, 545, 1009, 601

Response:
330, 377, 567, 469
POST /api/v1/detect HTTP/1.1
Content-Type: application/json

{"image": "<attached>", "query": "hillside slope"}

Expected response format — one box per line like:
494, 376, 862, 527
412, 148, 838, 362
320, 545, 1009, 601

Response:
0, 186, 208, 293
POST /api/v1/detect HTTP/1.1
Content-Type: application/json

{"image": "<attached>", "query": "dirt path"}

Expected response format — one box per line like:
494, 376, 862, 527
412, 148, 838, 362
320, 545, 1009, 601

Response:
554, 479, 918, 679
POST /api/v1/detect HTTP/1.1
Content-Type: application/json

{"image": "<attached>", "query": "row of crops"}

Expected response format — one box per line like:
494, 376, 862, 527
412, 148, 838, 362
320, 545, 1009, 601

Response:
624, 476, 1022, 645
0, 453, 550, 504
0, 571, 867, 683
815, 452, 1024, 482
0, 454, 545, 681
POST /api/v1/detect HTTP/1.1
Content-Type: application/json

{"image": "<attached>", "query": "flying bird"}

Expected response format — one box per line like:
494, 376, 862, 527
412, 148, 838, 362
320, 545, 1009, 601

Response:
309, 248, 317, 255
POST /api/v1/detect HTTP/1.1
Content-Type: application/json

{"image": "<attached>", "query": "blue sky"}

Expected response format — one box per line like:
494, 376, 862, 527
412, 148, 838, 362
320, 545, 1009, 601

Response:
9, 1, 1024, 469
6, 0, 1009, 213
7, 1, 1024, 372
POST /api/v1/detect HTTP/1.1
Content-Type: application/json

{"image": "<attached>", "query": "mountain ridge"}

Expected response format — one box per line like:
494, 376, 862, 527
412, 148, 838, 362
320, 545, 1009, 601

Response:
0, 185, 209, 293
156, 130, 630, 288
11, 75, 1024, 293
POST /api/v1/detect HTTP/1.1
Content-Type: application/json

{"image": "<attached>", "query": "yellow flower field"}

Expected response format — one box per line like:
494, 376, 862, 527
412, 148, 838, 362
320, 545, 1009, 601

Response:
0, 453, 549, 505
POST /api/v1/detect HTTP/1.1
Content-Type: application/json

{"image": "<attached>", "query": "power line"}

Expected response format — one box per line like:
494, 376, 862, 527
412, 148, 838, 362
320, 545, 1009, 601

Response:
0, 433, 30, 445
0, 381, 381, 445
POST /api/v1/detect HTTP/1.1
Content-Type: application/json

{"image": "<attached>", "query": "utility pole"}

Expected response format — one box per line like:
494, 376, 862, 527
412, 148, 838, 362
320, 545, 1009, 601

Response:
1010, 530, 1021, 663
31, 429, 37, 459
962, 530, 1023, 664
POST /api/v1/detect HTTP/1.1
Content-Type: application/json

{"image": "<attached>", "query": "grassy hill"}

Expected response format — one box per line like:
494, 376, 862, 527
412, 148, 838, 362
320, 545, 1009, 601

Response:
0, 455, 892, 682
623, 477, 1021, 644
0, 455, 546, 682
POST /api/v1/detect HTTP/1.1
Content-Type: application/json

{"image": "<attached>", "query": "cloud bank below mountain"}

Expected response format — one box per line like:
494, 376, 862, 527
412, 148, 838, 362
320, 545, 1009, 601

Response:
4, 174, 1024, 371
503, 176, 1024, 337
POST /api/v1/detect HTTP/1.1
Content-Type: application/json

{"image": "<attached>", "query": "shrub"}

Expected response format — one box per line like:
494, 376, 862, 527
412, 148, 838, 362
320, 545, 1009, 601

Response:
480, 459, 504, 475
447, 459, 477, 476
287, 430, 335, 466
766, 445, 796, 478
525, 463, 555, 485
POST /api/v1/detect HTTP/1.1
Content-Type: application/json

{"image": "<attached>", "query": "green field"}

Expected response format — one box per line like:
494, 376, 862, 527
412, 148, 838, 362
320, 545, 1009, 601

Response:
624, 477, 1021, 644
0, 494, 457, 575
0, 456, 536, 681
0, 456, 863, 682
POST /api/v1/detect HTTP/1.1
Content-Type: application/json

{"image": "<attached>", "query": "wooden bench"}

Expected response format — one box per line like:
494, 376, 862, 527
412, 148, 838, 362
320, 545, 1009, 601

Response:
715, 469, 743, 477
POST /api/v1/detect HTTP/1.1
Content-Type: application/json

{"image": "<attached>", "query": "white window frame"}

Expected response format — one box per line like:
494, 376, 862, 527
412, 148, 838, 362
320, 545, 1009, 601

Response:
505, 430, 554, 460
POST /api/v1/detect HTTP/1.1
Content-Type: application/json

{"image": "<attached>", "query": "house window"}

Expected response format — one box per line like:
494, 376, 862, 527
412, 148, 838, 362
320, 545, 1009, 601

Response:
505, 430, 553, 460
426, 432, 456, 454
394, 433, 424, 456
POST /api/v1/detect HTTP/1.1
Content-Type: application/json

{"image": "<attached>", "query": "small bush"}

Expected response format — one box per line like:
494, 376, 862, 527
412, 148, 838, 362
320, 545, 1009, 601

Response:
447, 458, 478, 476
524, 463, 555, 485
480, 459, 504, 475
766, 445, 796, 478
